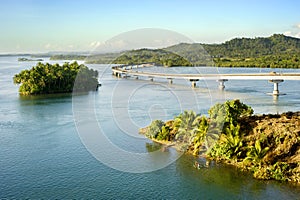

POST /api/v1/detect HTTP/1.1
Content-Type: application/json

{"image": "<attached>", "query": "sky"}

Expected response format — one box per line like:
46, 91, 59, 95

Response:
1, 0, 300, 53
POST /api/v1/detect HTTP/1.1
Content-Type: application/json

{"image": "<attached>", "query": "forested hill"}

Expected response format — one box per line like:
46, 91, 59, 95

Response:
112, 49, 191, 67
49, 34, 300, 68
204, 34, 300, 57
166, 34, 300, 68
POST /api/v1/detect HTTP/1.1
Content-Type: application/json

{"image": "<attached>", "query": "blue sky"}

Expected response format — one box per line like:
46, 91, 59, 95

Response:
1, 0, 300, 53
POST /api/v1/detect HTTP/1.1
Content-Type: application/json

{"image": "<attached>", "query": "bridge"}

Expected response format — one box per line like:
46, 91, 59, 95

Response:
112, 65, 300, 95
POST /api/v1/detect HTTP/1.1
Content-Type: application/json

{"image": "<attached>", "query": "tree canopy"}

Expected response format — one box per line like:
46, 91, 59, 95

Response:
167, 34, 300, 68
13, 62, 99, 95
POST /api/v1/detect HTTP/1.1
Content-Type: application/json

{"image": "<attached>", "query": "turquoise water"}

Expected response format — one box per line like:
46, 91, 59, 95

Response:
1, 56, 300, 199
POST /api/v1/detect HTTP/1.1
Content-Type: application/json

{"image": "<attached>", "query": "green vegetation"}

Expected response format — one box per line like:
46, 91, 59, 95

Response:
113, 49, 191, 67
145, 120, 164, 139
50, 54, 87, 60
140, 100, 300, 183
50, 49, 192, 66
13, 62, 99, 95
49, 53, 121, 64
164, 43, 215, 66
167, 34, 300, 68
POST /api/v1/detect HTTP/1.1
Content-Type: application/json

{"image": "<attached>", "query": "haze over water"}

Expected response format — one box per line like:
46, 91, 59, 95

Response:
1, 56, 300, 199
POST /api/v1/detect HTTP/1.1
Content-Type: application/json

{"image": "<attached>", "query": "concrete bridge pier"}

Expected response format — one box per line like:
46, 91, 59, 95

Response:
123, 73, 130, 79
149, 76, 154, 81
217, 79, 228, 90
167, 78, 173, 84
269, 79, 284, 95
189, 79, 199, 88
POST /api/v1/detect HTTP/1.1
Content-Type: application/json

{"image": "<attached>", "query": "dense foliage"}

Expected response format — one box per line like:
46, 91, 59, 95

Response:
113, 49, 191, 67
141, 100, 300, 183
13, 62, 99, 95
164, 43, 215, 66
167, 34, 300, 68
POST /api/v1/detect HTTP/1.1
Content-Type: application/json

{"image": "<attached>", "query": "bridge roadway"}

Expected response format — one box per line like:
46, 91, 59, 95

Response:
111, 65, 300, 95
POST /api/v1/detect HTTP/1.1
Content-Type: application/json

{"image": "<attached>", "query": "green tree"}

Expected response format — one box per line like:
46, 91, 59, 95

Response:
156, 125, 170, 141
208, 99, 253, 131
174, 110, 201, 150
145, 120, 164, 139
192, 116, 209, 155
244, 140, 270, 165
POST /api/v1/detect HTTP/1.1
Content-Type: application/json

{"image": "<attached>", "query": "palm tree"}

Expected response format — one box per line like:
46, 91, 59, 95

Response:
174, 110, 201, 150
244, 140, 269, 165
221, 124, 243, 158
192, 117, 208, 155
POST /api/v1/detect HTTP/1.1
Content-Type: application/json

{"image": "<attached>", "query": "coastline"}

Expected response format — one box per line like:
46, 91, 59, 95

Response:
140, 110, 300, 184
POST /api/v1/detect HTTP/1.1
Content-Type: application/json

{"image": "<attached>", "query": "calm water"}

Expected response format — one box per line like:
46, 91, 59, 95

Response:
1, 56, 300, 199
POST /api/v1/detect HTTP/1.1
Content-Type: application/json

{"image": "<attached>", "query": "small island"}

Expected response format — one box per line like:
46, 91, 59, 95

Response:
140, 100, 300, 183
13, 62, 99, 95
18, 57, 43, 62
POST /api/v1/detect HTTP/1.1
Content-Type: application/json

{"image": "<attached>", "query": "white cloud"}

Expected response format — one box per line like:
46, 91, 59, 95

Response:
44, 43, 52, 49
284, 31, 292, 35
89, 41, 101, 48
284, 31, 300, 38
43, 43, 65, 51
283, 23, 300, 38
295, 32, 300, 38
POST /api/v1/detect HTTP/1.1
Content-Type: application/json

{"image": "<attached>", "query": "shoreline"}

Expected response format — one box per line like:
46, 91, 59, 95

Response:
140, 107, 300, 184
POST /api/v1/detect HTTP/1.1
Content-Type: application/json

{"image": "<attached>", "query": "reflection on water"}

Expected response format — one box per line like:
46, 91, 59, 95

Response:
145, 142, 163, 152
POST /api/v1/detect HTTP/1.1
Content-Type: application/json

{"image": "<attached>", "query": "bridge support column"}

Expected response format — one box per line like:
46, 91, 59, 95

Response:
149, 77, 154, 81
217, 79, 228, 90
167, 78, 173, 84
269, 79, 284, 95
123, 74, 130, 79
117, 73, 121, 78
189, 79, 199, 88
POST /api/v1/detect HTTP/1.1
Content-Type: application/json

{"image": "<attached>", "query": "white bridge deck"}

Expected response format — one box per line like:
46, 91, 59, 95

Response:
111, 65, 300, 95
112, 68, 300, 81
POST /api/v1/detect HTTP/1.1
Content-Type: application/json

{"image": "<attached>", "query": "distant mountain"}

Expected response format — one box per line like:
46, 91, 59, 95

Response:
49, 34, 300, 68
166, 34, 300, 68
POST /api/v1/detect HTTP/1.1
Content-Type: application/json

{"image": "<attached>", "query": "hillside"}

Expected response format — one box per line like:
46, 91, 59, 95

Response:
112, 49, 191, 67
49, 34, 300, 68
166, 34, 300, 68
